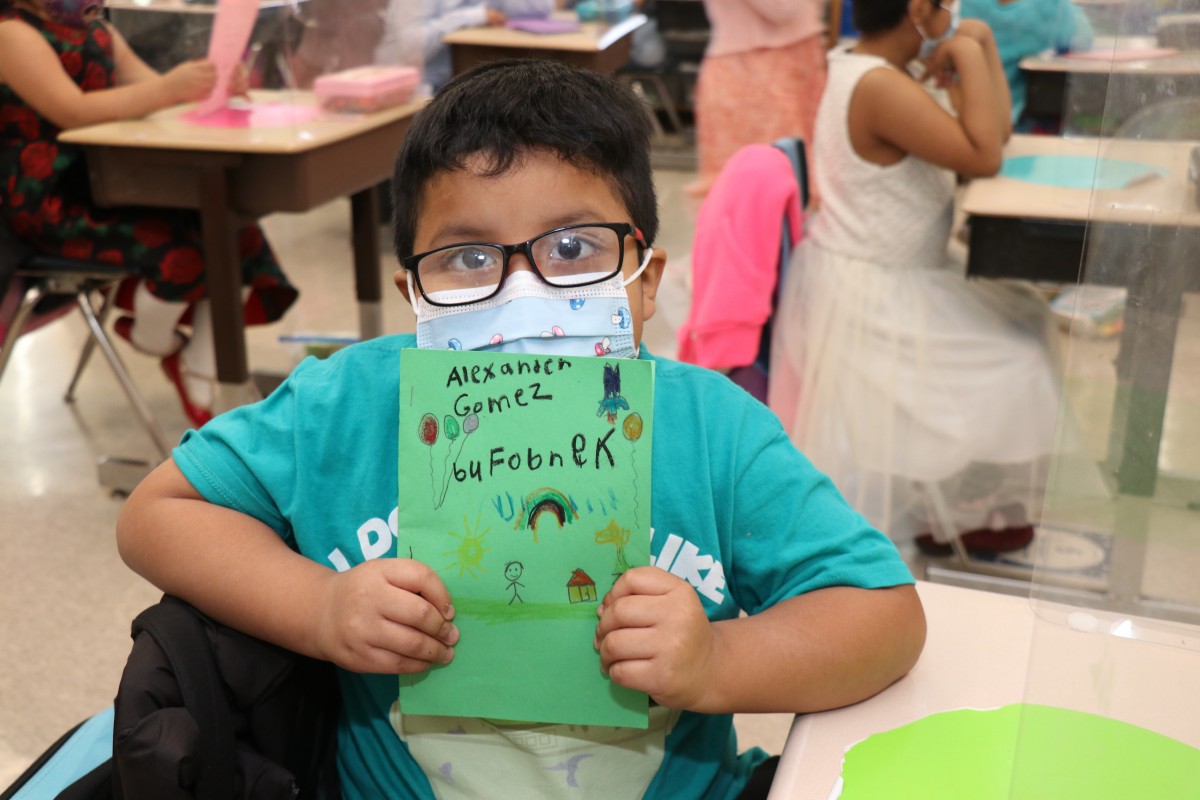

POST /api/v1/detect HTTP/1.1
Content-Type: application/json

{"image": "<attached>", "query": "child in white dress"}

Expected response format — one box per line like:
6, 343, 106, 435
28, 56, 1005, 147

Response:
769, 0, 1062, 555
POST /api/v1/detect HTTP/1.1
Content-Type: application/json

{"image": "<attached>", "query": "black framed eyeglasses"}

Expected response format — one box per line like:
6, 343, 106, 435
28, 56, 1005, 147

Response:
404, 222, 645, 308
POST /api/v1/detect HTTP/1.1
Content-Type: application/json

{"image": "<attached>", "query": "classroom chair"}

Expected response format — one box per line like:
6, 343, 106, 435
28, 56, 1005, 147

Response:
0, 229, 171, 492
676, 137, 808, 402
624, 0, 700, 143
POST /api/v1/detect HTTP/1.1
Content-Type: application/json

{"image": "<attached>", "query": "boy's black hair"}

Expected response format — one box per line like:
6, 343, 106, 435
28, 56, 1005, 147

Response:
390, 59, 659, 261
852, 0, 911, 34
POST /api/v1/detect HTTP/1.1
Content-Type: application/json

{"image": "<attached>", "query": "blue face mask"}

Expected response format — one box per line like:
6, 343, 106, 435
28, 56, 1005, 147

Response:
411, 246, 653, 359
917, 1, 959, 61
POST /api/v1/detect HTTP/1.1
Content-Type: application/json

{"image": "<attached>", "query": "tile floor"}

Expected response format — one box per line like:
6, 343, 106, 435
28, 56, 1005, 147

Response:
4, 164, 1200, 789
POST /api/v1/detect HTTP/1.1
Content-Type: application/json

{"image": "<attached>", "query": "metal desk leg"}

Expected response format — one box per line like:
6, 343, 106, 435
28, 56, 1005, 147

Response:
1106, 228, 1189, 498
351, 185, 384, 341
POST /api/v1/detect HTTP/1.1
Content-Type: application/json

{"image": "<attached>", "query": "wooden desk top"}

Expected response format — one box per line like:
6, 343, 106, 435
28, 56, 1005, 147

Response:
960, 134, 1200, 226
442, 12, 647, 53
769, 581, 1200, 800
58, 91, 427, 155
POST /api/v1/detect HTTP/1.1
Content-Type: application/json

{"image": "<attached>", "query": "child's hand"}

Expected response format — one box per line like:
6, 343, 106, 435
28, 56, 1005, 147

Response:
162, 59, 218, 103
594, 566, 715, 709
485, 8, 507, 25
918, 35, 984, 90
229, 62, 251, 100
315, 558, 458, 674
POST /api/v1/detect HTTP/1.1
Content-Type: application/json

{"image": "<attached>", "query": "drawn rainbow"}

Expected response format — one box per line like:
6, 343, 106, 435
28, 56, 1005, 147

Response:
516, 487, 578, 542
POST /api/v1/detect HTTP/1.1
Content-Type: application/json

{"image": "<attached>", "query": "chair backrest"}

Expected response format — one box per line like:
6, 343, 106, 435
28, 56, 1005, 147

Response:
771, 136, 809, 291
723, 139, 805, 404
679, 138, 807, 403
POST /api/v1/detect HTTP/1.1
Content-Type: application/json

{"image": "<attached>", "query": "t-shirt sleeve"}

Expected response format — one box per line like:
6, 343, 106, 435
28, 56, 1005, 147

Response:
723, 399, 915, 616
1058, 0, 1093, 52
172, 364, 307, 548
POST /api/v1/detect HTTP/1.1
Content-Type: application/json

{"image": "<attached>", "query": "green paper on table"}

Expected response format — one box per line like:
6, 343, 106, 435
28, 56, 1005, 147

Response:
1001, 155, 1167, 190
838, 703, 1200, 799
397, 348, 654, 727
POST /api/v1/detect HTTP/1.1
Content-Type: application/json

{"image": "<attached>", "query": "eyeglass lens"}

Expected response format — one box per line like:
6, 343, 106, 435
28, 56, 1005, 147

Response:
417, 225, 624, 298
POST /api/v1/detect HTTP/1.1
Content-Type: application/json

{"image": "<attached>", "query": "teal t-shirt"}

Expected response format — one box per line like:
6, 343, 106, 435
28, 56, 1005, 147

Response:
961, 0, 1094, 121
174, 335, 914, 800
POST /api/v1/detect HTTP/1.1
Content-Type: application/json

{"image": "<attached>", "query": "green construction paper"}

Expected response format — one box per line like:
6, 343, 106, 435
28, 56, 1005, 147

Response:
1000, 155, 1167, 190
839, 703, 1200, 799
397, 349, 654, 728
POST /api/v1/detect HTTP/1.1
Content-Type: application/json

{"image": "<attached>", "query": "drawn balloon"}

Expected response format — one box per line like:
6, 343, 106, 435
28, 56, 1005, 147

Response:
623, 412, 643, 442
419, 413, 439, 446
464, 413, 479, 434
444, 415, 460, 441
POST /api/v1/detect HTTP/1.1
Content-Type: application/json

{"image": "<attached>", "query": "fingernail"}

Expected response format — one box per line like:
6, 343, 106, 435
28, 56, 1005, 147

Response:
441, 647, 454, 664
445, 624, 459, 645
444, 603, 455, 620
596, 603, 605, 616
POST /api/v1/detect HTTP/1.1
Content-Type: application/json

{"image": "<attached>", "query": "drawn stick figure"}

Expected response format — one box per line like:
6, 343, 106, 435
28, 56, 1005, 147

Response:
504, 561, 525, 604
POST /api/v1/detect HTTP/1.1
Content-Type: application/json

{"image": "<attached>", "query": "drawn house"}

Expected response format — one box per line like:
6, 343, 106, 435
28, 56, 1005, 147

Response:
566, 569, 597, 603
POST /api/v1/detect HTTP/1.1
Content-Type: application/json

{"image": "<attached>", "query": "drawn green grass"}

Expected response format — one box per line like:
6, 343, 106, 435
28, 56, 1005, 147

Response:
460, 598, 598, 624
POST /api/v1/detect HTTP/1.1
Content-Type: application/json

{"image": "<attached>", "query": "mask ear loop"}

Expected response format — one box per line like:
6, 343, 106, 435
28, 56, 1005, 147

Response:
405, 272, 420, 311
620, 245, 654, 288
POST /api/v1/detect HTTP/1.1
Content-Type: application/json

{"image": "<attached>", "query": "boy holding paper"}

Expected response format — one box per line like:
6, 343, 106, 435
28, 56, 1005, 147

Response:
117, 59, 925, 799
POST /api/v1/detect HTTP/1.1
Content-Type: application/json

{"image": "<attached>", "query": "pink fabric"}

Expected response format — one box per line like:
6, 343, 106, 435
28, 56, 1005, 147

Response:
182, 103, 322, 128
703, 0, 824, 57
688, 34, 826, 199
677, 145, 803, 371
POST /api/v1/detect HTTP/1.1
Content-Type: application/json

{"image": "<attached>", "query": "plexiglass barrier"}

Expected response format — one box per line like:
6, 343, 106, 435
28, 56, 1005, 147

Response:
1018, 0, 1200, 787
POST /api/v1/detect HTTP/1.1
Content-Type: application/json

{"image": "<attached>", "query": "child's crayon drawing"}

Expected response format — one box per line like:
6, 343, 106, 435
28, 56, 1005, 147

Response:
398, 348, 654, 727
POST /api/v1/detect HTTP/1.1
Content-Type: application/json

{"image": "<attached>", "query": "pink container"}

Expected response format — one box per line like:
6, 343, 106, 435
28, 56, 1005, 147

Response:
313, 66, 420, 114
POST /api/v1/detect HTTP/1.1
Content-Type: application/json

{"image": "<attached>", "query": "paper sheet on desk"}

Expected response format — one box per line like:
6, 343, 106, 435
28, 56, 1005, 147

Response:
831, 704, 1200, 799
1000, 155, 1167, 190
192, 0, 259, 117
506, 18, 582, 33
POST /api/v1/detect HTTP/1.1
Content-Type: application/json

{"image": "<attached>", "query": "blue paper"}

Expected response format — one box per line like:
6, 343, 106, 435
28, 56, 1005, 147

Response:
1000, 155, 1167, 190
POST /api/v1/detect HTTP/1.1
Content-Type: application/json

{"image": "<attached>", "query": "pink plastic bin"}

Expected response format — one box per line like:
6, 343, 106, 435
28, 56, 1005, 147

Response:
313, 66, 420, 114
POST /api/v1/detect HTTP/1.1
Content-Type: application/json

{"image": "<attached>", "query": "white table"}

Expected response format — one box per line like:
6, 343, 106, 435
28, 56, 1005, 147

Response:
768, 581, 1200, 799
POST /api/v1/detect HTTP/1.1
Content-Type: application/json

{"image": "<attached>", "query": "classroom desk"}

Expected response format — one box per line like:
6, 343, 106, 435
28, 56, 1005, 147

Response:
962, 134, 1200, 495
768, 581, 1200, 800
960, 134, 1200, 614
58, 92, 424, 392
1020, 39, 1200, 133
443, 13, 647, 77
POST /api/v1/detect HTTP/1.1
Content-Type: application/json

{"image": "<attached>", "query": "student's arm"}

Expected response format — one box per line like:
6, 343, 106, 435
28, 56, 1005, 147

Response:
110, 24, 159, 86
957, 19, 1012, 141
0, 18, 215, 129
826, 0, 842, 49
853, 35, 1006, 177
595, 569, 925, 713
117, 459, 459, 675
418, 0, 490, 60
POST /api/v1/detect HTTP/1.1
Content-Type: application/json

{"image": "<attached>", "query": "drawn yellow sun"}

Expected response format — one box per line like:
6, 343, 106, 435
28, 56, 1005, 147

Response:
444, 513, 490, 578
